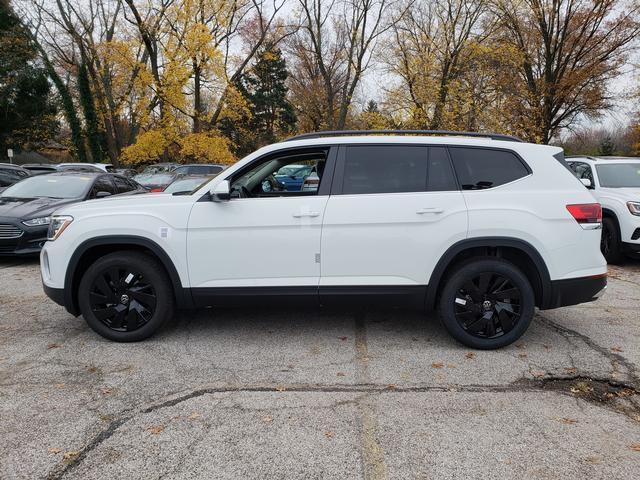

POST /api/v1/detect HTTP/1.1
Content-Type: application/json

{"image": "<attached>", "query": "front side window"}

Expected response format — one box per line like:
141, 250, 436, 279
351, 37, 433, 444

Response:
595, 163, 640, 188
449, 147, 530, 190
230, 150, 328, 198
113, 175, 135, 193
342, 146, 428, 194
90, 176, 116, 198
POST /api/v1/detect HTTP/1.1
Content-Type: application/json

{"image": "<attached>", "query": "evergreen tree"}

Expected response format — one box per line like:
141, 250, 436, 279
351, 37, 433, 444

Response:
0, 0, 58, 158
598, 136, 615, 156
234, 46, 296, 155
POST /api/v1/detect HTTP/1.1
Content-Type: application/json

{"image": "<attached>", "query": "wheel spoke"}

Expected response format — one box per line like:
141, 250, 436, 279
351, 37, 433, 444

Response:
126, 309, 138, 331
477, 273, 492, 294
493, 287, 520, 300
93, 306, 117, 321
110, 306, 127, 329
128, 288, 156, 309
95, 276, 115, 302
498, 309, 514, 333
462, 281, 482, 302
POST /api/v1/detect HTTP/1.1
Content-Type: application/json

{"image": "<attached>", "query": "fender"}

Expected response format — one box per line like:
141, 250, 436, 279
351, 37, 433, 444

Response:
63, 235, 193, 316
425, 237, 552, 310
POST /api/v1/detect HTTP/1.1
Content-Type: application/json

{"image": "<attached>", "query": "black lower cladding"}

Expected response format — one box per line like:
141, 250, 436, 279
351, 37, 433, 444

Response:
191, 285, 428, 309
622, 241, 640, 253
0, 220, 48, 255
43, 283, 65, 307
546, 275, 607, 309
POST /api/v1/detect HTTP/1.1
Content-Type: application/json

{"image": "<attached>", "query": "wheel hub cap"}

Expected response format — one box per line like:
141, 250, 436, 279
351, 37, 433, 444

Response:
120, 294, 130, 305
482, 300, 493, 311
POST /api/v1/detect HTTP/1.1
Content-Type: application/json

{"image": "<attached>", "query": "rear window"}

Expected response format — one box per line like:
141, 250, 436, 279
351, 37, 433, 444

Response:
449, 147, 530, 190
342, 146, 428, 194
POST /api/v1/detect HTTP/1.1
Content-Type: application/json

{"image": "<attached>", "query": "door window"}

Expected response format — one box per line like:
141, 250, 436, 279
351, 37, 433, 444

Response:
568, 162, 594, 185
230, 150, 328, 198
427, 147, 457, 191
113, 175, 136, 193
449, 147, 530, 190
342, 146, 428, 194
90, 176, 116, 198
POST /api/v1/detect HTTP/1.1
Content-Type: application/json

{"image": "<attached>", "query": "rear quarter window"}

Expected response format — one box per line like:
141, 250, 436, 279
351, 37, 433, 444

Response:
449, 147, 530, 190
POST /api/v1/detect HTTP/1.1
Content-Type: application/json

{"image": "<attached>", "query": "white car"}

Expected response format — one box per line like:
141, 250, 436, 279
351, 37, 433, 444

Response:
40, 131, 607, 349
57, 163, 115, 173
567, 156, 640, 263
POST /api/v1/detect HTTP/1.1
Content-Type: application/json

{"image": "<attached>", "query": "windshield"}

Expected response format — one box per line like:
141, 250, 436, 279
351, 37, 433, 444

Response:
276, 164, 305, 176
0, 175, 92, 199
596, 163, 640, 188
164, 177, 211, 194
141, 164, 175, 175
134, 173, 175, 186
174, 165, 223, 175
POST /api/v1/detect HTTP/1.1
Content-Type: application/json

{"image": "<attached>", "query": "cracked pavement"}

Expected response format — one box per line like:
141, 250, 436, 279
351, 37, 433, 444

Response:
1, 258, 639, 479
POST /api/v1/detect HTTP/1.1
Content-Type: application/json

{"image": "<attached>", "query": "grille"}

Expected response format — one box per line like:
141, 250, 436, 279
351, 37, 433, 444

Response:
0, 224, 23, 239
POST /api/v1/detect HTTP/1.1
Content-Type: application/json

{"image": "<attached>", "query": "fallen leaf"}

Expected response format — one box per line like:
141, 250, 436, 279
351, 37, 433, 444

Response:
48, 448, 62, 454
555, 417, 578, 425
431, 362, 444, 369
565, 368, 577, 374
63, 451, 80, 461
611, 346, 624, 353
515, 342, 526, 349
275, 386, 286, 392
146, 425, 165, 435
584, 456, 602, 464
262, 415, 273, 423
188, 413, 201, 420
465, 352, 476, 359
54, 383, 65, 389
336, 372, 345, 377
543, 344, 551, 350
324, 431, 335, 438
387, 384, 396, 390
86, 366, 99, 374
100, 388, 111, 395
630, 443, 640, 452
518, 353, 528, 359
530, 370, 545, 378
338, 336, 348, 341
47, 343, 61, 349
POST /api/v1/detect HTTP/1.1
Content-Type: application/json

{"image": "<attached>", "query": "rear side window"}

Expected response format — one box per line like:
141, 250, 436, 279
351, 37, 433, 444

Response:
449, 147, 530, 190
342, 146, 428, 194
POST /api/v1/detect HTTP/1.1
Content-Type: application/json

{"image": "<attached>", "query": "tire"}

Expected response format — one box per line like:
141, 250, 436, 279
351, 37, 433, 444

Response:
601, 217, 623, 264
78, 251, 175, 342
438, 258, 535, 350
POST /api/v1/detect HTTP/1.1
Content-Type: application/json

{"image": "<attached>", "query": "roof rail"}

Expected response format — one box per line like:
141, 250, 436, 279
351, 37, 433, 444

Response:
283, 129, 523, 143
565, 155, 598, 160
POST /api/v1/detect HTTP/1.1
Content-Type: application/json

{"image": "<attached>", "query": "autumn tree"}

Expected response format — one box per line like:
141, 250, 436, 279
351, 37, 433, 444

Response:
0, 0, 58, 157
494, 0, 640, 143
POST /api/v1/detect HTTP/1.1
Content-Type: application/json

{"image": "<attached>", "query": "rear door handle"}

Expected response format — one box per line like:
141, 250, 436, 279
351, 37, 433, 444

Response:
416, 208, 444, 214
293, 212, 320, 218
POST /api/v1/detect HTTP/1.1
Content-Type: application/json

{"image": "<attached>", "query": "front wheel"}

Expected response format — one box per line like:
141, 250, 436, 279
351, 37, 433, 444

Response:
78, 251, 175, 342
601, 217, 623, 264
438, 258, 535, 349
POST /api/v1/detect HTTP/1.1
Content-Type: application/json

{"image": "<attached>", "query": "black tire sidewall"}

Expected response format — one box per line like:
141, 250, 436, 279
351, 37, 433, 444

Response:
78, 252, 174, 342
602, 217, 623, 264
438, 258, 535, 350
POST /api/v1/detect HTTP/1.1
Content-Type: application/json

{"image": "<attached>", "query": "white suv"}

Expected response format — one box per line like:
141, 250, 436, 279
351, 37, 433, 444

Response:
40, 131, 607, 349
567, 156, 640, 263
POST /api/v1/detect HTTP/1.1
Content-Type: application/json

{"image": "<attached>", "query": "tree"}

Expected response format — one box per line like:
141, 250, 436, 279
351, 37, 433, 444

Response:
494, 0, 640, 143
78, 61, 106, 162
236, 46, 296, 152
0, 0, 58, 157
598, 136, 615, 156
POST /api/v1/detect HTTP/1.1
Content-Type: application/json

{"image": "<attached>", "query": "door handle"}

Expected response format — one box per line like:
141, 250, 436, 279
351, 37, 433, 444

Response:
292, 212, 320, 218
416, 208, 444, 214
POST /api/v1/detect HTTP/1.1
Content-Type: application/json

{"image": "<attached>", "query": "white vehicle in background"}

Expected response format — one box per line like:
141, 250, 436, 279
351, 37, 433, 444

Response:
57, 163, 115, 173
40, 131, 607, 349
567, 156, 640, 263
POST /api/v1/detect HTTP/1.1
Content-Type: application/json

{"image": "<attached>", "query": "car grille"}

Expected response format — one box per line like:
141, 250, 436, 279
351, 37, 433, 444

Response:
0, 224, 23, 239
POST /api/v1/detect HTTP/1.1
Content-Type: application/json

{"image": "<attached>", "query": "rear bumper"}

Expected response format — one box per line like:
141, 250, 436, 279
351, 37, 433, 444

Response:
543, 274, 607, 309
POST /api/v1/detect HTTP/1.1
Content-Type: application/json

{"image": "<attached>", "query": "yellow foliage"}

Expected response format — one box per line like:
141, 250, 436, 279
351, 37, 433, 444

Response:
179, 133, 235, 164
120, 130, 175, 166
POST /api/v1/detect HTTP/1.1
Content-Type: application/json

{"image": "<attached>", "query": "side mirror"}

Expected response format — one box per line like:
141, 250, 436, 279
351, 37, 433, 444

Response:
95, 191, 112, 198
580, 178, 593, 189
210, 180, 231, 201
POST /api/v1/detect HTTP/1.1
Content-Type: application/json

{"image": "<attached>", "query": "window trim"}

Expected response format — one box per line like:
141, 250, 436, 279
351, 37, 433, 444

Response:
447, 145, 532, 191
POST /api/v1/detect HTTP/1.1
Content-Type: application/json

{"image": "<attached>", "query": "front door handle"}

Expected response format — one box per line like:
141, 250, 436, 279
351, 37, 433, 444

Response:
416, 207, 444, 215
292, 212, 320, 218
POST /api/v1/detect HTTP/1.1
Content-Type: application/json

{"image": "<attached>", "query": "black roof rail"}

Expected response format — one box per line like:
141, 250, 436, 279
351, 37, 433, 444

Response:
283, 129, 523, 143
565, 155, 598, 160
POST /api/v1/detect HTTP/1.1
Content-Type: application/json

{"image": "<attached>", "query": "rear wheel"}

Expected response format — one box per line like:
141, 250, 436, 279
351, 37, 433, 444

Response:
438, 258, 535, 349
78, 252, 174, 342
601, 217, 623, 264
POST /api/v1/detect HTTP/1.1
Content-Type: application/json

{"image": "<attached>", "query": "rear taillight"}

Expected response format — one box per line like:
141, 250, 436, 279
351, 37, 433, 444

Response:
149, 188, 164, 193
566, 203, 602, 224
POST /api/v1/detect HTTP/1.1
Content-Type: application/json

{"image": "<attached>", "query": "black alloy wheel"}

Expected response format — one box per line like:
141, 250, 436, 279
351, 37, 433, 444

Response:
601, 217, 623, 264
438, 258, 535, 349
88, 267, 157, 332
453, 273, 521, 339
78, 251, 174, 342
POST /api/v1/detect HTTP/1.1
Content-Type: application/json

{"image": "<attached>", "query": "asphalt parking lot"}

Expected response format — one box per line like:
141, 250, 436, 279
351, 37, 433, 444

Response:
1, 257, 639, 479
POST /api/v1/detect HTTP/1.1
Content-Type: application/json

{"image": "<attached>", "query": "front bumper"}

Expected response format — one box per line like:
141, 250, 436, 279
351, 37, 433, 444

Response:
0, 219, 48, 256
544, 274, 607, 309
43, 282, 66, 308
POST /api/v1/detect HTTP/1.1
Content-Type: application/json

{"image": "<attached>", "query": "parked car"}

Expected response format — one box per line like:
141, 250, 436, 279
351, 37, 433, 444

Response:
0, 167, 29, 192
139, 163, 178, 175
57, 164, 103, 173
0, 172, 145, 256
41, 130, 606, 349
0, 163, 31, 179
116, 168, 138, 178
163, 175, 212, 194
274, 164, 314, 191
173, 164, 225, 176
567, 156, 640, 263
21, 164, 58, 176
133, 173, 177, 192
58, 163, 115, 173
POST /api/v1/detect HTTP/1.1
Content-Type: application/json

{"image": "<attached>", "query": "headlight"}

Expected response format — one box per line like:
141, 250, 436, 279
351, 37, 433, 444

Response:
22, 216, 51, 227
47, 216, 74, 241
627, 202, 640, 216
